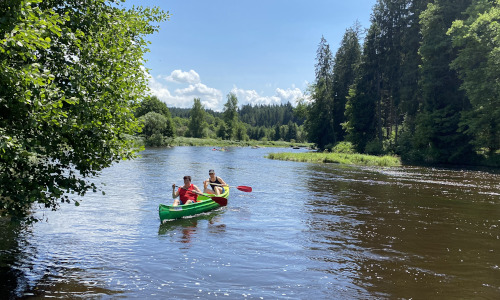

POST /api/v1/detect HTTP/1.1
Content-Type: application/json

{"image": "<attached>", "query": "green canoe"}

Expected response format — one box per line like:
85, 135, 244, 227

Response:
159, 188, 229, 222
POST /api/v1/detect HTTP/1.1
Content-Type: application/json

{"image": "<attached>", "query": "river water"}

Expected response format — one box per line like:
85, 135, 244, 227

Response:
1, 146, 499, 299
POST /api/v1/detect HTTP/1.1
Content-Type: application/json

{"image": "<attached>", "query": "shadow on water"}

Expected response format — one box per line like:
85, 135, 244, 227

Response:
0, 218, 30, 299
0, 218, 123, 300
20, 275, 124, 299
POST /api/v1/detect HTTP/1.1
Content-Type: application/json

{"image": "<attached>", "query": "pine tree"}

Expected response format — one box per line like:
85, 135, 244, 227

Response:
332, 22, 362, 142
344, 24, 380, 153
188, 98, 206, 138
306, 36, 335, 149
223, 93, 240, 140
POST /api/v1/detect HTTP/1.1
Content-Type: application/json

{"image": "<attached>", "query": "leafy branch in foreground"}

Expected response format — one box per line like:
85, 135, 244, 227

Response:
0, 0, 169, 221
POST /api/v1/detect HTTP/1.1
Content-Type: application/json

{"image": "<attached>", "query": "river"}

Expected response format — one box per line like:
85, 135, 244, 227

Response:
1, 146, 499, 299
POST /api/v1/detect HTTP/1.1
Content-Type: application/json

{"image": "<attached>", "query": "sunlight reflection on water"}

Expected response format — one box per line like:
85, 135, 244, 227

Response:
1, 147, 499, 299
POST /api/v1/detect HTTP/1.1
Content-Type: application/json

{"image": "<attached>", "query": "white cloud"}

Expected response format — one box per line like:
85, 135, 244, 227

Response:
175, 83, 223, 110
275, 87, 304, 104
162, 69, 201, 84
148, 73, 223, 110
148, 69, 307, 111
231, 86, 306, 107
231, 87, 281, 106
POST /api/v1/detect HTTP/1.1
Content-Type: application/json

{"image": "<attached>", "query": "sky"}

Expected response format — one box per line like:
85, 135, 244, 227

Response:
124, 0, 377, 111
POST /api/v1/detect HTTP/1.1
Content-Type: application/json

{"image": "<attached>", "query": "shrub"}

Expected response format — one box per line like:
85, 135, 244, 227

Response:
332, 141, 355, 154
365, 139, 384, 155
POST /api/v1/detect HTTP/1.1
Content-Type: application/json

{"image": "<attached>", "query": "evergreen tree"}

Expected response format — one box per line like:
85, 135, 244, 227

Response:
287, 120, 298, 141
344, 24, 380, 153
306, 36, 335, 149
332, 22, 362, 142
399, 0, 428, 118
371, 0, 416, 148
274, 124, 281, 141
239, 102, 303, 127
223, 92, 239, 140
188, 98, 206, 138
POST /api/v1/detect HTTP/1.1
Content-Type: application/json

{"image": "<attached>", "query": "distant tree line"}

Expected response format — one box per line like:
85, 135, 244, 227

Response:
305, 0, 499, 166
135, 95, 307, 146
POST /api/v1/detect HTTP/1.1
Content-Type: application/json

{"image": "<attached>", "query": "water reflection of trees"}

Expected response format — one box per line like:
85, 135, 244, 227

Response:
302, 164, 500, 298
19, 267, 123, 298
0, 219, 121, 299
0, 218, 36, 299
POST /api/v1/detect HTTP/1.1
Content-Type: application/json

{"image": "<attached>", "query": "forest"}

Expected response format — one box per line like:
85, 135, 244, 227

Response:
136, 95, 307, 145
304, 0, 499, 166
137, 0, 499, 167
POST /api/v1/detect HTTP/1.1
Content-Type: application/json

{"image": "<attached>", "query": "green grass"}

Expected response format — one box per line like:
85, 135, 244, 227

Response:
266, 151, 401, 167
169, 137, 313, 148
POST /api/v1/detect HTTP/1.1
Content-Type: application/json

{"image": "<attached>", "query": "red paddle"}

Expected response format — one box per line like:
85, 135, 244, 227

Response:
210, 196, 228, 206
210, 183, 252, 193
175, 185, 228, 207
236, 186, 252, 192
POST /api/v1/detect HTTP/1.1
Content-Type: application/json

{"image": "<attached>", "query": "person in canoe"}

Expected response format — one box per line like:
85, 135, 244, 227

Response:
172, 176, 203, 206
203, 169, 228, 195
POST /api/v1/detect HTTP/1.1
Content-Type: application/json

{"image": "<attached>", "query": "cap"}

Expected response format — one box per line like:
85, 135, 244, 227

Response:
209, 169, 215, 174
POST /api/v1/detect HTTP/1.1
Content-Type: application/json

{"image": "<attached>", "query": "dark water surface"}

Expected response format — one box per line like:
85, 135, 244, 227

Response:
1, 147, 499, 299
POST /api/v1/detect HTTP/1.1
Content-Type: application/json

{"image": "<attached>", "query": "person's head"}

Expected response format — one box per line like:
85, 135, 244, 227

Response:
183, 175, 192, 183
209, 169, 215, 176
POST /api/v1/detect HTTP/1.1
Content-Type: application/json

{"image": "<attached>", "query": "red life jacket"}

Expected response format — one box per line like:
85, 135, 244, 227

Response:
178, 184, 198, 204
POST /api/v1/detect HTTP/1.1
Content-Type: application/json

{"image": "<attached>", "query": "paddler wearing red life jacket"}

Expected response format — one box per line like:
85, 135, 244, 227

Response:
172, 176, 203, 206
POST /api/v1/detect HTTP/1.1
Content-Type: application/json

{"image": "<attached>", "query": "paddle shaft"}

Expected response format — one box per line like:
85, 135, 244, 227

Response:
175, 184, 203, 196
209, 183, 252, 192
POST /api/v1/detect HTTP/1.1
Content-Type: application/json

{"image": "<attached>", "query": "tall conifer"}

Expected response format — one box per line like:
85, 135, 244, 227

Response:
306, 36, 335, 149
332, 23, 362, 142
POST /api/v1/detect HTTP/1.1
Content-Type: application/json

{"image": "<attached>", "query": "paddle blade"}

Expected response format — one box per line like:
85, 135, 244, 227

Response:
236, 186, 252, 192
211, 197, 228, 207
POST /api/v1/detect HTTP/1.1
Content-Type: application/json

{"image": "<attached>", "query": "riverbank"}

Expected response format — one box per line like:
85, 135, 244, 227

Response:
266, 151, 401, 167
165, 137, 312, 148
132, 136, 400, 167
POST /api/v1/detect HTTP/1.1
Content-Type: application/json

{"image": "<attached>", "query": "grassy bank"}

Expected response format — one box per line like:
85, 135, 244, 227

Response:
168, 137, 313, 148
266, 151, 401, 167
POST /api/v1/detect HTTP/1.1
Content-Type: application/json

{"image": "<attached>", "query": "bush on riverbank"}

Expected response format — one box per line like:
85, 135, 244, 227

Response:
266, 151, 401, 167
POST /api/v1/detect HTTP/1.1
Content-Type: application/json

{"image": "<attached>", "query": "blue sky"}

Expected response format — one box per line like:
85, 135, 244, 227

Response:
124, 0, 377, 111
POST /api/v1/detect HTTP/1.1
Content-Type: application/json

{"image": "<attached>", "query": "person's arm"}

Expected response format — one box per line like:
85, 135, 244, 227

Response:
218, 177, 228, 186
172, 184, 179, 198
192, 184, 203, 194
